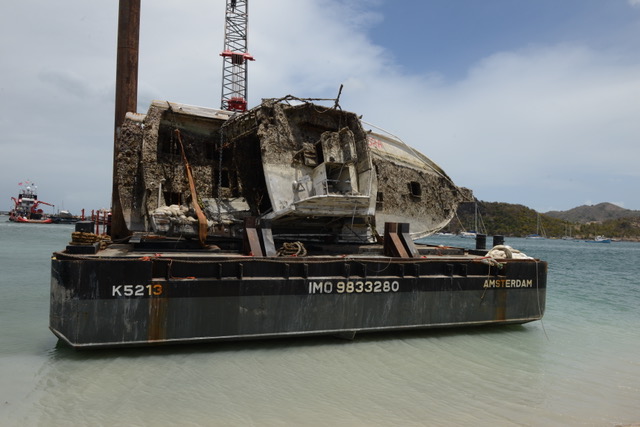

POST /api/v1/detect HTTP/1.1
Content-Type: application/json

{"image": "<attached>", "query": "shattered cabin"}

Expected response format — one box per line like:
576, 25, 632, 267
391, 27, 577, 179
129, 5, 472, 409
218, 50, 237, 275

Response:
115, 97, 470, 244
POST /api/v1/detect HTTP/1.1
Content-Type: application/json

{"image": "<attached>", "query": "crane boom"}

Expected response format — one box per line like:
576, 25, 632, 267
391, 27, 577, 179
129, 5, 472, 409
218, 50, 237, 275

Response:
220, 0, 254, 112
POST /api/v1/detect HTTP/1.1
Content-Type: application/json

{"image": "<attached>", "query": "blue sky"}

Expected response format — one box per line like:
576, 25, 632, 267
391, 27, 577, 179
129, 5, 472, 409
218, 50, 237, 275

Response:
369, 1, 640, 78
1, 0, 639, 215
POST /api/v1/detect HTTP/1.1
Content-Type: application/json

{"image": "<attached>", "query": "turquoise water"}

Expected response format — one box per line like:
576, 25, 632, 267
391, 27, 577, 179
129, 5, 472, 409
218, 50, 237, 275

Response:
1, 216, 639, 426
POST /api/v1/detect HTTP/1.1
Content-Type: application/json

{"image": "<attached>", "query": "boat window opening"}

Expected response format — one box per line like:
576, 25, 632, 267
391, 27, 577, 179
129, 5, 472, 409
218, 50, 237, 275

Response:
221, 169, 230, 188
158, 137, 179, 159
205, 130, 223, 160
157, 123, 221, 166
231, 134, 272, 215
205, 141, 216, 160
212, 168, 240, 198
409, 181, 422, 198
315, 142, 325, 164
157, 124, 181, 160
318, 164, 354, 194
164, 191, 182, 206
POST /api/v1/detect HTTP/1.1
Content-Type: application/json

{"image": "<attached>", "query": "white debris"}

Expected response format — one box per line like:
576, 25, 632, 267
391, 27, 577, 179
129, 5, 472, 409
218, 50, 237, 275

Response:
153, 204, 188, 217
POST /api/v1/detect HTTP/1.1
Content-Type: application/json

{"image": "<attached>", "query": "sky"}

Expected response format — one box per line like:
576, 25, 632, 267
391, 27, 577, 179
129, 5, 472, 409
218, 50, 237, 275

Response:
2, 0, 640, 215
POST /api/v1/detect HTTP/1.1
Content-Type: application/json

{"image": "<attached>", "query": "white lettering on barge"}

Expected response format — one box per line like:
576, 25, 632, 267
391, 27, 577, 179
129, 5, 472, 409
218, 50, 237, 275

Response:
483, 279, 533, 288
112, 284, 163, 297
308, 280, 400, 294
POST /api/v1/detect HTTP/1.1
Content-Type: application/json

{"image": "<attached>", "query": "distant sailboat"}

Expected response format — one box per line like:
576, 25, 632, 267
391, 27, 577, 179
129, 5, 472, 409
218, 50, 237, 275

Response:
562, 223, 574, 240
459, 201, 485, 238
527, 213, 546, 239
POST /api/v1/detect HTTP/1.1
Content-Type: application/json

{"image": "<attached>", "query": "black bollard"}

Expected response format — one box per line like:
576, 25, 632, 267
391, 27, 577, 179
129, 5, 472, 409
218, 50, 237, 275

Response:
493, 235, 505, 247
475, 234, 487, 250
75, 221, 94, 233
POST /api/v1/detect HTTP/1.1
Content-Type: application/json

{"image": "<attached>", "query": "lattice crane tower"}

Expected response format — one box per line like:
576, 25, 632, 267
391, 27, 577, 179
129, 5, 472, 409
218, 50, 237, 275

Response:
220, 0, 254, 112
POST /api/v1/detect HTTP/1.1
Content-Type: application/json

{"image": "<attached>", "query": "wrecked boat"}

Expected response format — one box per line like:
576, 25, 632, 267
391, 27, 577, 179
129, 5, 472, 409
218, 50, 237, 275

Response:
49, 97, 547, 348
118, 97, 466, 243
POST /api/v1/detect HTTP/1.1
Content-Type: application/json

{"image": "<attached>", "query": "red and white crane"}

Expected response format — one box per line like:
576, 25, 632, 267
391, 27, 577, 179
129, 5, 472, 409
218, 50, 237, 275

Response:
220, 0, 254, 112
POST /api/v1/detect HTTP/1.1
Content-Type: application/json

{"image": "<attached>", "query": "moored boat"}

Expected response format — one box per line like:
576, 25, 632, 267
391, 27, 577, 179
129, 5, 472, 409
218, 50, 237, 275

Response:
51, 210, 80, 224
585, 235, 611, 243
458, 201, 484, 238
9, 182, 54, 223
526, 213, 546, 239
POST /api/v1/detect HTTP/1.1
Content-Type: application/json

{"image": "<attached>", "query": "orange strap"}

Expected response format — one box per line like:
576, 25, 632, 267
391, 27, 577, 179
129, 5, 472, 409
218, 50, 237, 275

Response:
175, 129, 208, 248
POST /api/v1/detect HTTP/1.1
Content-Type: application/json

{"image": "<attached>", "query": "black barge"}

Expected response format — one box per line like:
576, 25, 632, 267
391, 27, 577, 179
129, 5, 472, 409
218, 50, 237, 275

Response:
50, 98, 546, 348
51, 234, 546, 348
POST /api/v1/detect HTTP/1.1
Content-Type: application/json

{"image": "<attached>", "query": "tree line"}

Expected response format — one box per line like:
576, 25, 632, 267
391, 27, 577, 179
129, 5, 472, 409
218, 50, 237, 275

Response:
449, 201, 640, 241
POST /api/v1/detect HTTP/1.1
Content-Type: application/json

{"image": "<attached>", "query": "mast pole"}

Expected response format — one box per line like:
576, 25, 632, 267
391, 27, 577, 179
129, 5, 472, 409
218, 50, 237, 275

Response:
111, 0, 140, 238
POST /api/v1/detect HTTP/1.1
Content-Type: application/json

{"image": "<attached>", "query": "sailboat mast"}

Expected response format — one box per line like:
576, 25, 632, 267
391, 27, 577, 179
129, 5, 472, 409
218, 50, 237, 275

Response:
474, 201, 478, 232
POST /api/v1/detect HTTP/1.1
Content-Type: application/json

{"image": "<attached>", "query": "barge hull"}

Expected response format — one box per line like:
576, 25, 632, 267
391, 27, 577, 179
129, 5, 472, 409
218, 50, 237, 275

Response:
50, 253, 547, 348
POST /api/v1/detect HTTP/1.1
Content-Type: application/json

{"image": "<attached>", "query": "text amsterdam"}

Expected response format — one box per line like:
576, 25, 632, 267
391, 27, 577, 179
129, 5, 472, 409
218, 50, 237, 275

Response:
483, 279, 533, 288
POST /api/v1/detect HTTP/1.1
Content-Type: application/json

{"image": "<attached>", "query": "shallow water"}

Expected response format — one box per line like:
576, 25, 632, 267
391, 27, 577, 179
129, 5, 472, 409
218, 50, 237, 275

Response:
1, 218, 639, 426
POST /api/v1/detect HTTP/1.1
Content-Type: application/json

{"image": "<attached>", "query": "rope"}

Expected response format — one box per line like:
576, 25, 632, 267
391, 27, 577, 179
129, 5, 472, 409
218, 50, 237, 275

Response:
535, 260, 550, 341
277, 241, 307, 257
69, 232, 111, 249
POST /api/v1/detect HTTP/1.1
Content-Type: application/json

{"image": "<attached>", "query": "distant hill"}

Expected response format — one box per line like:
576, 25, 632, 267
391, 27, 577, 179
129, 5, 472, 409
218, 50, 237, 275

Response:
545, 202, 640, 223
451, 201, 640, 240
452, 201, 564, 237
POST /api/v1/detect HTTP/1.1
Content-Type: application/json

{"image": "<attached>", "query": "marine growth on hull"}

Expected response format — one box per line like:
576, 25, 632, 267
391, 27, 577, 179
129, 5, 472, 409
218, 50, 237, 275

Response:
115, 97, 469, 243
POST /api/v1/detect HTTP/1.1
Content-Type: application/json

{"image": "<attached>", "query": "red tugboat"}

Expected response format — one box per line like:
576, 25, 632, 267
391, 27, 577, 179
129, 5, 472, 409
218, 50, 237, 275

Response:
9, 181, 54, 223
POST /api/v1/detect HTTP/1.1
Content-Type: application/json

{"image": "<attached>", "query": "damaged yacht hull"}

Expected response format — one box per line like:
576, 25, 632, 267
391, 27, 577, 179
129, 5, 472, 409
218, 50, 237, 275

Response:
50, 99, 547, 348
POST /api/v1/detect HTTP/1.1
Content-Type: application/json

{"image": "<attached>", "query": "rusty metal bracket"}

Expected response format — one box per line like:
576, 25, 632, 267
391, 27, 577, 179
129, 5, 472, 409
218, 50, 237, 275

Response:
243, 217, 264, 256
384, 222, 408, 257
259, 220, 276, 256
384, 222, 418, 258
243, 217, 276, 257
399, 222, 419, 258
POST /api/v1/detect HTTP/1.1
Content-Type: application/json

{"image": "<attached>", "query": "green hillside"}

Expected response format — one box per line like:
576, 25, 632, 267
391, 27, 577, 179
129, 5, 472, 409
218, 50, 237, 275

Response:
449, 201, 640, 241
